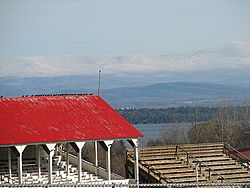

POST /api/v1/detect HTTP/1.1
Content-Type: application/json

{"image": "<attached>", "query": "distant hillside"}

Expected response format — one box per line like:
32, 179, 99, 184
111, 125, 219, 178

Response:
1, 76, 249, 108
102, 82, 250, 108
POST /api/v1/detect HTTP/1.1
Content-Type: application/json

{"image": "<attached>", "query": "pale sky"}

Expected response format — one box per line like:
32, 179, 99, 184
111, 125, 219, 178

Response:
0, 0, 250, 59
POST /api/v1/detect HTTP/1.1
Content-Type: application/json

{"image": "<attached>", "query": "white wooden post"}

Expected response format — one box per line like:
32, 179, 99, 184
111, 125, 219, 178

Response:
46, 144, 56, 184
128, 139, 140, 185
37, 146, 41, 180
78, 147, 82, 182
104, 140, 114, 181
8, 148, 11, 182
18, 153, 23, 184
48, 151, 53, 184
75, 142, 85, 183
132, 139, 139, 185
66, 144, 70, 176
107, 145, 112, 181
95, 141, 98, 175
15, 145, 26, 184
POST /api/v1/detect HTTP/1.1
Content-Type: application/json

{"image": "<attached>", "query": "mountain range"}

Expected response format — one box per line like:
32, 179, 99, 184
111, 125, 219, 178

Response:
101, 82, 250, 108
0, 41, 250, 107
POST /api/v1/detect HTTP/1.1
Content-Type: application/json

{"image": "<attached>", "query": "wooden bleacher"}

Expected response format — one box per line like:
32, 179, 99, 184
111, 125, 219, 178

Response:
127, 143, 250, 183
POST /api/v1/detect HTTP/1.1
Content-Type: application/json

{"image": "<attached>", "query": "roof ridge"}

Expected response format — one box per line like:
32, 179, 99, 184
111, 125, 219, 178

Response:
31, 93, 93, 97
0, 93, 94, 99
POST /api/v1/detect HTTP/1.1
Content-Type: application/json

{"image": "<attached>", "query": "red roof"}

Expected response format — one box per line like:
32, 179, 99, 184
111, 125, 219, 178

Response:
0, 95, 143, 146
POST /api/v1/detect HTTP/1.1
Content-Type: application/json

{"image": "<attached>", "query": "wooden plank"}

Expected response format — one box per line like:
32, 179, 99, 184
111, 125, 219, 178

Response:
158, 169, 194, 174
202, 160, 236, 166
191, 153, 225, 158
139, 156, 176, 161
195, 157, 231, 162
128, 143, 224, 152
135, 149, 224, 156
211, 170, 249, 176
139, 160, 182, 165
213, 173, 250, 179
152, 164, 190, 170
208, 165, 243, 171
162, 172, 197, 179
168, 176, 207, 183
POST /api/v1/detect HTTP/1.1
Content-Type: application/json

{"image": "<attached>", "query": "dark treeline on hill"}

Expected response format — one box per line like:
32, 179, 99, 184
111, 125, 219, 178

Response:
132, 103, 250, 149
117, 106, 218, 124
117, 105, 250, 125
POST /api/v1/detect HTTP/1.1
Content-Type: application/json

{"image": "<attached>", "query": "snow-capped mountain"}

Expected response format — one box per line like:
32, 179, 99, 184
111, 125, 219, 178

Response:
0, 41, 250, 78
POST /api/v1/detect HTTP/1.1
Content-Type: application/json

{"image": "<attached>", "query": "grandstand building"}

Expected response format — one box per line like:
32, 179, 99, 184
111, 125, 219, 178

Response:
0, 94, 143, 185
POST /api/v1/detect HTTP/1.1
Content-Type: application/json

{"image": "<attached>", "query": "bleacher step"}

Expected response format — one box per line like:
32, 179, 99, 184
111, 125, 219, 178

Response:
140, 160, 183, 165
166, 176, 207, 183
212, 170, 250, 176
139, 156, 177, 161
152, 164, 191, 170
202, 161, 236, 166
158, 168, 194, 174
207, 165, 244, 171
162, 172, 200, 179
195, 157, 231, 163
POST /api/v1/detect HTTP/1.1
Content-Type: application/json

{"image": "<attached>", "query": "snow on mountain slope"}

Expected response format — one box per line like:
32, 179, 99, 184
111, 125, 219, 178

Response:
0, 41, 250, 77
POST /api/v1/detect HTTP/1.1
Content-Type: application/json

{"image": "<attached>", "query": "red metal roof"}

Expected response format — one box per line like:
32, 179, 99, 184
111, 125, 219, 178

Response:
0, 95, 143, 146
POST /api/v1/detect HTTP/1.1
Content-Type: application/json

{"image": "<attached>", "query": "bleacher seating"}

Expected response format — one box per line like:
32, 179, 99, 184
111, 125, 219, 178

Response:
127, 143, 250, 183
0, 155, 104, 185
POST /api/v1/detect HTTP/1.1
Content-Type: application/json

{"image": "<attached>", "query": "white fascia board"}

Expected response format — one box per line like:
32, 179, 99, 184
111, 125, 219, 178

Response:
0, 137, 141, 148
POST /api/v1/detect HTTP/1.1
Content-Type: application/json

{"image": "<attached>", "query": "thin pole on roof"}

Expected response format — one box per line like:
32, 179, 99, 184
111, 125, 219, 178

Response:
97, 70, 101, 96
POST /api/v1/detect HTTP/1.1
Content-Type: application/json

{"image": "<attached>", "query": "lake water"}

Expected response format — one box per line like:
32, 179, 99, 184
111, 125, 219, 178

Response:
133, 123, 193, 146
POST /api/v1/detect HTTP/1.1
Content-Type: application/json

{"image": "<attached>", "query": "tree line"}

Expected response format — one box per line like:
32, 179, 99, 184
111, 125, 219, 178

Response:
117, 106, 218, 124
142, 101, 250, 149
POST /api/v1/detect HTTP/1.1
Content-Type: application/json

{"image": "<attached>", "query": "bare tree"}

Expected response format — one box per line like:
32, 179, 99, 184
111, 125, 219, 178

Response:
188, 98, 247, 148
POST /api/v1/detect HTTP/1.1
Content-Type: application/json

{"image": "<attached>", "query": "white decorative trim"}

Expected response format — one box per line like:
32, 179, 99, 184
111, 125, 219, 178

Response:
131, 138, 139, 147
104, 140, 114, 147
75, 141, 85, 149
15, 145, 26, 153
46, 144, 56, 151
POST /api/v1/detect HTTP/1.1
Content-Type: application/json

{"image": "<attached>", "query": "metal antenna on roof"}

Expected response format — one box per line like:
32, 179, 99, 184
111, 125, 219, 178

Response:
97, 70, 101, 96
